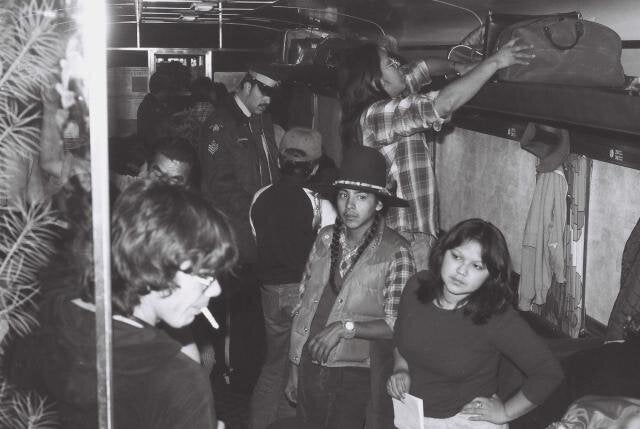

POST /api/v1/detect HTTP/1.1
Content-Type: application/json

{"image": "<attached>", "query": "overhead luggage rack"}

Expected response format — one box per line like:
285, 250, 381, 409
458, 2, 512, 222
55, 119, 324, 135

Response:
453, 81, 640, 170
463, 81, 640, 135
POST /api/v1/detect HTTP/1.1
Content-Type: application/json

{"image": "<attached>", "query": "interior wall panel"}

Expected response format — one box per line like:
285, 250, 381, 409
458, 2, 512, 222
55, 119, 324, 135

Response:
435, 128, 537, 271
586, 160, 640, 324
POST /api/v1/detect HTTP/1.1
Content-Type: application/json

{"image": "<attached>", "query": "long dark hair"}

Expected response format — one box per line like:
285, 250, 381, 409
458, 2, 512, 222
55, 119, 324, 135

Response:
417, 218, 513, 324
337, 43, 387, 149
328, 212, 381, 293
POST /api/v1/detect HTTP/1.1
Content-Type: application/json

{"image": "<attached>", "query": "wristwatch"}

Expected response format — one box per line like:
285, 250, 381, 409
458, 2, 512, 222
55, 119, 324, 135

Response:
342, 320, 356, 339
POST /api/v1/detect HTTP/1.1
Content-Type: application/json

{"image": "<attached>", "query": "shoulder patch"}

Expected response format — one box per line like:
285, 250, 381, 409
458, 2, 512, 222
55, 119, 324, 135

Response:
208, 123, 223, 133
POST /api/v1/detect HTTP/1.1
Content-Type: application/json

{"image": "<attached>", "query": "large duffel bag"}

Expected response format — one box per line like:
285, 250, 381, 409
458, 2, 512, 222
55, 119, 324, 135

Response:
484, 10, 579, 56
495, 14, 625, 87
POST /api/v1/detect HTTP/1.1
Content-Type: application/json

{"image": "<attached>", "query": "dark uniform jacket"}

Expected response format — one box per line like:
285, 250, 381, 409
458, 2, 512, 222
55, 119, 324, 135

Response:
199, 95, 280, 262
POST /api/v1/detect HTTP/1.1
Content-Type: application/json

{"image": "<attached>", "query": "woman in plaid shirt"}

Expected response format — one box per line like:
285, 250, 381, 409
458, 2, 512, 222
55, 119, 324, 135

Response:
338, 38, 534, 271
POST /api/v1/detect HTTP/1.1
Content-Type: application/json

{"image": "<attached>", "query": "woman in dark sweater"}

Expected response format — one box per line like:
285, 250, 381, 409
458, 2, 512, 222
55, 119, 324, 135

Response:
387, 218, 563, 428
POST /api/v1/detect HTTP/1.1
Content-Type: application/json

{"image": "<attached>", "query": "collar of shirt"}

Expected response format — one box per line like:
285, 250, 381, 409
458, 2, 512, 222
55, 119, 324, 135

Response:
234, 93, 252, 117
71, 298, 144, 328
339, 227, 365, 253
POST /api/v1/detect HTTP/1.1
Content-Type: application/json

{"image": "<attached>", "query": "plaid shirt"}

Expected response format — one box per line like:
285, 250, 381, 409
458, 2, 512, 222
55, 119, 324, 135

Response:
382, 246, 416, 329
301, 223, 416, 329
360, 61, 448, 237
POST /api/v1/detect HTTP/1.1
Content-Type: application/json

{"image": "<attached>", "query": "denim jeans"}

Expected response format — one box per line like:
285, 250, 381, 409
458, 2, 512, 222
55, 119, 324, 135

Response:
298, 355, 371, 429
366, 339, 395, 429
248, 283, 300, 429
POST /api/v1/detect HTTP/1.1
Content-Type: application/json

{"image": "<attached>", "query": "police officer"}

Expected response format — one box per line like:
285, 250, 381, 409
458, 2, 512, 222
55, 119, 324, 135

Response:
200, 66, 281, 263
199, 65, 282, 392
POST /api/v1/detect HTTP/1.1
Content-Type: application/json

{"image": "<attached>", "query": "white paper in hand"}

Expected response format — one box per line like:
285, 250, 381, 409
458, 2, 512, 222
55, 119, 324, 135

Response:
392, 394, 425, 429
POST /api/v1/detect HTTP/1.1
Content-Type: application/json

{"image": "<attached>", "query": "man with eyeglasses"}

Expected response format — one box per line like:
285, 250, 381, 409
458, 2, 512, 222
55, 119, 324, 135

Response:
247, 127, 337, 429
339, 40, 532, 273
198, 64, 283, 392
112, 136, 196, 193
19, 180, 236, 429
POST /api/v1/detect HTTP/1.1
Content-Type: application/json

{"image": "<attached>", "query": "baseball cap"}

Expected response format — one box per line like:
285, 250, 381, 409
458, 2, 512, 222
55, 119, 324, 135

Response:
279, 127, 322, 162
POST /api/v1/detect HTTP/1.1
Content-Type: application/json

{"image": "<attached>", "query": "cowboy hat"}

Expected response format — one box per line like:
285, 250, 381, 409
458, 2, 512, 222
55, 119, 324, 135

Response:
520, 122, 570, 173
333, 146, 408, 207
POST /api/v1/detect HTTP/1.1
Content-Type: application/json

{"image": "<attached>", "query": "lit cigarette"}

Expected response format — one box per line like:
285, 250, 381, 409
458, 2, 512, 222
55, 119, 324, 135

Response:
201, 307, 219, 330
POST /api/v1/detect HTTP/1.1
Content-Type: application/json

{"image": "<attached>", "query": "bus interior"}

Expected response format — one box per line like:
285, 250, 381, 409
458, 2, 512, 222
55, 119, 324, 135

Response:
2, 0, 640, 428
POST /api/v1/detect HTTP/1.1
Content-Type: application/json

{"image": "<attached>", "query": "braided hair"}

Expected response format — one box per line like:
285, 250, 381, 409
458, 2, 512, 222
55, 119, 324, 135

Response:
328, 212, 381, 293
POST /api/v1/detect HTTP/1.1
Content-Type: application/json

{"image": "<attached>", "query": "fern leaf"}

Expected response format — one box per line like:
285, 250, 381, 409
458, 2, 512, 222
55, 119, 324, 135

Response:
0, 382, 58, 429
0, 100, 41, 160
0, 0, 63, 104
0, 200, 60, 339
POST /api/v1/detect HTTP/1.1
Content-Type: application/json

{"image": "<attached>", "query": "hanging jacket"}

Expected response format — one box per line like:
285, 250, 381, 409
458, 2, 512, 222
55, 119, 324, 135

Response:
519, 170, 568, 309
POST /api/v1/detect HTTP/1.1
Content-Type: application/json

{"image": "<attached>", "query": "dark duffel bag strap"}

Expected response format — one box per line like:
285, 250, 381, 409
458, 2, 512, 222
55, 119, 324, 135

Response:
544, 19, 584, 50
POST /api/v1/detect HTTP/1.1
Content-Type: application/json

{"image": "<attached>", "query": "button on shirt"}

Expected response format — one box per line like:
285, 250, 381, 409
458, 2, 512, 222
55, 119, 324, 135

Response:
359, 61, 448, 238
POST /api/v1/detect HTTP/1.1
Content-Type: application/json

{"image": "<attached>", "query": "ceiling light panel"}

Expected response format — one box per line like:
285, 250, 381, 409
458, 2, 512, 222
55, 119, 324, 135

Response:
140, 0, 280, 25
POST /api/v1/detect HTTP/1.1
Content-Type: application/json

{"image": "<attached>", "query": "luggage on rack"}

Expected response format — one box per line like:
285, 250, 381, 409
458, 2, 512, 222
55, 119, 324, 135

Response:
493, 12, 625, 87
483, 11, 580, 55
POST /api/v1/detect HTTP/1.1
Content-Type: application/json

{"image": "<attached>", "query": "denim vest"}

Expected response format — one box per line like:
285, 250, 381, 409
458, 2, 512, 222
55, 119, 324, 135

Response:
289, 221, 410, 368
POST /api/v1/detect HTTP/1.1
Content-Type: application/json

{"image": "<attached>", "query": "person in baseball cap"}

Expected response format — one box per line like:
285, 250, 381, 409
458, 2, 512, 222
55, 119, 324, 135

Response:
278, 127, 323, 177
248, 127, 336, 429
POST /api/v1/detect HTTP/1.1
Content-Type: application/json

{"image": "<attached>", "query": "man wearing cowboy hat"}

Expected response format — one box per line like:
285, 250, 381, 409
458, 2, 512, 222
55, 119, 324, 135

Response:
198, 64, 282, 392
283, 146, 416, 429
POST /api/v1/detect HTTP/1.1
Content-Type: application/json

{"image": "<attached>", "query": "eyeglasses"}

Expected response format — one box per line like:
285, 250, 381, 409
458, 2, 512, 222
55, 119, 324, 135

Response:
180, 268, 217, 293
384, 57, 402, 70
148, 165, 187, 186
